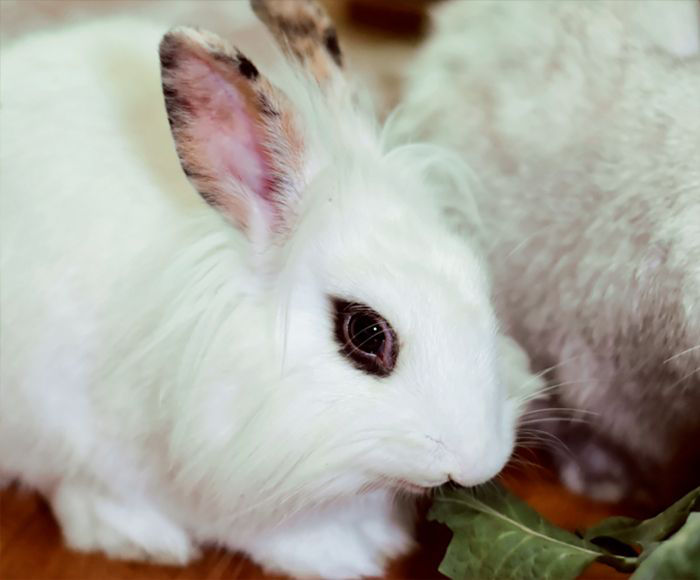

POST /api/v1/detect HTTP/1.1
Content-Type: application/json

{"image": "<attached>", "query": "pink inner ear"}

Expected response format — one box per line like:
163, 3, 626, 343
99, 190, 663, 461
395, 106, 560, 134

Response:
181, 56, 273, 203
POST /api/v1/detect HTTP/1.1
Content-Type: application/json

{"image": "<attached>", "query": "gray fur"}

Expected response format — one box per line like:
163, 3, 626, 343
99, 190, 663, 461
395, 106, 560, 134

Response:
396, 0, 700, 507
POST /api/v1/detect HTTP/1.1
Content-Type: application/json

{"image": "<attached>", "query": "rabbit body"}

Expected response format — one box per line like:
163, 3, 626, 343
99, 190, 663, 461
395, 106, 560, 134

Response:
0, 4, 537, 575
0, 17, 276, 568
396, 0, 700, 505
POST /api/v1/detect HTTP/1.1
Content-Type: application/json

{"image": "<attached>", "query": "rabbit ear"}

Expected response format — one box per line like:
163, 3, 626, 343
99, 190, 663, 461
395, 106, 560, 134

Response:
160, 27, 305, 235
251, 0, 344, 91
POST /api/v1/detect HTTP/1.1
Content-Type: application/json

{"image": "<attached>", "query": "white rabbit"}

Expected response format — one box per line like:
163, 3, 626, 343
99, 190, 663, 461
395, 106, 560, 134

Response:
0, 0, 539, 576
395, 0, 700, 507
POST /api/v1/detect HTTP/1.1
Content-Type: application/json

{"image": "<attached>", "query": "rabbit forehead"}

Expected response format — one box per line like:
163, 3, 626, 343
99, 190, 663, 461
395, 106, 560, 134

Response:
314, 196, 489, 309
320, 239, 491, 327
302, 161, 486, 283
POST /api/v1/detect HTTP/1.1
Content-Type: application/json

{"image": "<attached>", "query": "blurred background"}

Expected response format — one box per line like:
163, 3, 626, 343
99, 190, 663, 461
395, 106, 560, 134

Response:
1, 0, 440, 114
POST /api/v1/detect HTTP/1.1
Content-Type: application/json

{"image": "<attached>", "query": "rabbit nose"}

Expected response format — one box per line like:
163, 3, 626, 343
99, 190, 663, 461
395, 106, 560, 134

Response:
444, 446, 512, 487
447, 473, 477, 488
446, 471, 492, 488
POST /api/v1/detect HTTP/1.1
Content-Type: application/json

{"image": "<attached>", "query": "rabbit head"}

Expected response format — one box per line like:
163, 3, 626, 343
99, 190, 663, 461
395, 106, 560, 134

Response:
157, 0, 517, 505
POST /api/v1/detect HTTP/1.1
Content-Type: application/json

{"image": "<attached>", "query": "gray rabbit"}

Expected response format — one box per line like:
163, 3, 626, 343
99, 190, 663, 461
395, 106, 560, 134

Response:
395, 0, 700, 508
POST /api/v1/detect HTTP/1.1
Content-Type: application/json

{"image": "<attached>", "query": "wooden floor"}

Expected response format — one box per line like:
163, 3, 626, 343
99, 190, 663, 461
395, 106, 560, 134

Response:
1, 467, 629, 580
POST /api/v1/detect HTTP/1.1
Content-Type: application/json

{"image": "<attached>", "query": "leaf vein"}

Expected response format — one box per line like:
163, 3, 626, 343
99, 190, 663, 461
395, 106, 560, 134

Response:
439, 497, 601, 558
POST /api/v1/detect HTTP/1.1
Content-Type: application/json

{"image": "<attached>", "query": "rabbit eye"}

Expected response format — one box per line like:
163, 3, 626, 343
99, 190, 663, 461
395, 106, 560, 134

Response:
332, 299, 398, 377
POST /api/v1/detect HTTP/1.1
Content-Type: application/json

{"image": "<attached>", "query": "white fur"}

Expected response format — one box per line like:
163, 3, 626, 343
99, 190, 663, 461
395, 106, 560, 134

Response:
0, 11, 539, 577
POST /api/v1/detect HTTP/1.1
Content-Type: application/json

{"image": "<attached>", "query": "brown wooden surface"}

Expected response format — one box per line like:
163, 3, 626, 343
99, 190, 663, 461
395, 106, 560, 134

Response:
1, 467, 630, 580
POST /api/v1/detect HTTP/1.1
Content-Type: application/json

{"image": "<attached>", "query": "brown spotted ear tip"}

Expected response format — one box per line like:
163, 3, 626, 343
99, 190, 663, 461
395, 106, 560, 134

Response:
159, 27, 212, 73
159, 28, 186, 72
159, 27, 261, 83
250, 0, 343, 69
160, 27, 217, 61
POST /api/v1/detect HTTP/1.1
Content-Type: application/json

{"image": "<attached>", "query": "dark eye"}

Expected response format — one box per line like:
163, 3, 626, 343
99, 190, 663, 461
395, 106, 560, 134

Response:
332, 298, 398, 377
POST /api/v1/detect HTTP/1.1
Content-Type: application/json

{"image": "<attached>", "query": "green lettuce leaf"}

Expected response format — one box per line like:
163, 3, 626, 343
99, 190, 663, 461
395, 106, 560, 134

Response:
430, 483, 700, 580
631, 512, 700, 580
584, 486, 700, 549
429, 485, 612, 579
